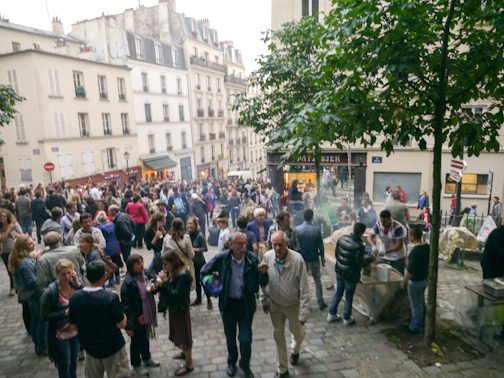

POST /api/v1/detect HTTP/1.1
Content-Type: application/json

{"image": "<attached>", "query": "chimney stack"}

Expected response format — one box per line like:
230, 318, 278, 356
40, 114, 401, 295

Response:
52, 17, 64, 36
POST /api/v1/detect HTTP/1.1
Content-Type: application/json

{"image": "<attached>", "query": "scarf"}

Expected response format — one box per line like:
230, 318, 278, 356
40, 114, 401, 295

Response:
134, 274, 157, 339
188, 230, 198, 244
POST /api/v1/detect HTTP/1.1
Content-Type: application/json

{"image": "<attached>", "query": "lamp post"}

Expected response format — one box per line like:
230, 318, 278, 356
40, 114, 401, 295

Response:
124, 150, 130, 182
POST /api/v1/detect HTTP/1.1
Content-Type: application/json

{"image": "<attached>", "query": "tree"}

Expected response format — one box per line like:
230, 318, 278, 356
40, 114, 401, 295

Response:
0, 85, 24, 145
234, 16, 345, 191
319, 0, 504, 343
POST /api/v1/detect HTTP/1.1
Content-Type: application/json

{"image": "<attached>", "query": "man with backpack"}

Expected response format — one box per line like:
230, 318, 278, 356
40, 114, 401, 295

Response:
168, 187, 189, 226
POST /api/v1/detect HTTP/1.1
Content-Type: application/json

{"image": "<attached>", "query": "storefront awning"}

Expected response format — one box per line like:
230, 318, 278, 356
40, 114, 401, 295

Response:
142, 156, 177, 170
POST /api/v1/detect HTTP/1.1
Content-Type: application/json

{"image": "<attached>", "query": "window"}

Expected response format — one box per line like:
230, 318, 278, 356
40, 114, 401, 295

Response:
58, 152, 74, 179
78, 113, 89, 137
211, 145, 215, 160
203, 27, 208, 41
160, 75, 166, 94
148, 135, 155, 154
121, 113, 129, 134
155, 43, 163, 64
445, 173, 488, 195
172, 48, 178, 67
97, 75, 107, 99
135, 37, 144, 59
181, 132, 187, 149
12, 42, 20, 52
47, 68, 61, 96
193, 47, 198, 56
19, 157, 32, 182
102, 148, 119, 171
7, 69, 19, 94
177, 78, 182, 95
53, 112, 66, 138
200, 146, 205, 163
207, 76, 212, 91
81, 150, 95, 176
195, 73, 201, 90
166, 133, 172, 150
217, 78, 221, 92
302, 0, 319, 17
117, 78, 126, 100
142, 73, 148, 92
215, 55, 219, 63
179, 105, 185, 121
73, 71, 85, 98
145, 104, 152, 122
243, 147, 246, 161
14, 114, 26, 142
220, 144, 224, 156
230, 150, 233, 163
205, 52, 209, 61
102, 113, 112, 135
163, 104, 170, 122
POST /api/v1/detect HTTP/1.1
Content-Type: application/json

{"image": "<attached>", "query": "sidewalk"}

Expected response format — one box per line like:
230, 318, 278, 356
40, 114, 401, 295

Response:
0, 242, 502, 377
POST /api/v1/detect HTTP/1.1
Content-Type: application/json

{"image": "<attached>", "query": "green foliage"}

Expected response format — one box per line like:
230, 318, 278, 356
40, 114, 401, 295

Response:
0, 85, 24, 144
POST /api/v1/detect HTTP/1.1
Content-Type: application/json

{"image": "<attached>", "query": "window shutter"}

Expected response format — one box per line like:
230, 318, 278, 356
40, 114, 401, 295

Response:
12, 69, 19, 94
102, 149, 108, 172
54, 112, 61, 138
60, 112, 66, 137
115, 148, 121, 169
58, 153, 67, 179
65, 153, 74, 178
48, 69, 55, 95
18, 114, 26, 141
54, 69, 61, 96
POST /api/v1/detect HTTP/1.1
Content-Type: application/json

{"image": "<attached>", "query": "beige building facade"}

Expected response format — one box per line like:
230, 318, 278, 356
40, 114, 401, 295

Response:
0, 20, 140, 187
269, 0, 504, 214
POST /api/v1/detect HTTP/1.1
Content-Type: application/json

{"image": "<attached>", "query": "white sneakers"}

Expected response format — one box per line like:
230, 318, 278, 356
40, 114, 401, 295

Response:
343, 316, 355, 326
327, 313, 355, 326
326, 313, 341, 323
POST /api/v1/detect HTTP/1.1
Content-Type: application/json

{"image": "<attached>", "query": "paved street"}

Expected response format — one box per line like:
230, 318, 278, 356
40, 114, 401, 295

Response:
0, 240, 503, 377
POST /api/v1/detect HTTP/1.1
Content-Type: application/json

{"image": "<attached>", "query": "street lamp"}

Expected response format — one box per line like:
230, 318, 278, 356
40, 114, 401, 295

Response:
124, 150, 130, 180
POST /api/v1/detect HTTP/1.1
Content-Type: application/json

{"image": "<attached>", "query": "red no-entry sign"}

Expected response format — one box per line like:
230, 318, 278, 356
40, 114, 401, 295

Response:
44, 162, 55, 172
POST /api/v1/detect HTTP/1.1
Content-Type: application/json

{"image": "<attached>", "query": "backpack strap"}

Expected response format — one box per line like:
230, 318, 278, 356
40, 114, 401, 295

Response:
49, 281, 59, 307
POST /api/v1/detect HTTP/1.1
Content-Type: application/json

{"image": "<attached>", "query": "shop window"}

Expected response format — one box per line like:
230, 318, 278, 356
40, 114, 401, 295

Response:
445, 173, 487, 195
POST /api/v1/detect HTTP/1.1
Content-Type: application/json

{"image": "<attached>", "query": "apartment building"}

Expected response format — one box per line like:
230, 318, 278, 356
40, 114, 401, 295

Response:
0, 19, 140, 187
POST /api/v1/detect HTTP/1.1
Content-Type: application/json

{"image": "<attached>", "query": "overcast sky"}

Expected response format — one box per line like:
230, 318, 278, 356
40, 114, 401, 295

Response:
1, 0, 271, 74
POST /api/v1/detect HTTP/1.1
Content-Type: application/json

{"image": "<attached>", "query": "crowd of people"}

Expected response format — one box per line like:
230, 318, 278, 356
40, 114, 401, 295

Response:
0, 176, 453, 377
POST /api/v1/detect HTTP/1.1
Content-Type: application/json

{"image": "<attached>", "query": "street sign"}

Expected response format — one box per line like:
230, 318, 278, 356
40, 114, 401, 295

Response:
450, 158, 467, 172
449, 169, 462, 182
372, 157, 382, 163
44, 162, 55, 172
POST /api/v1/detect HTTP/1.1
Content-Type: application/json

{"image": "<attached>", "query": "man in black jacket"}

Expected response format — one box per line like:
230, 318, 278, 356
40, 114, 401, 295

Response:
327, 223, 373, 326
110, 205, 136, 266
201, 232, 269, 378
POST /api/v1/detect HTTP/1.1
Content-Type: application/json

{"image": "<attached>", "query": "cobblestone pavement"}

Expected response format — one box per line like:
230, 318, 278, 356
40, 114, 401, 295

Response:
0, 240, 503, 377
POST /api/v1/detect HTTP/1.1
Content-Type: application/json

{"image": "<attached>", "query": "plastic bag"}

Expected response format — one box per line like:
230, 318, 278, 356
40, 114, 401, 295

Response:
476, 215, 497, 243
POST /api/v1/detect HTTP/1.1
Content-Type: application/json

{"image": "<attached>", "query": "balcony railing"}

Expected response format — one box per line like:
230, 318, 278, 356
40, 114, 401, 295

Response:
196, 84, 201, 90
208, 86, 212, 92
143, 86, 149, 92
224, 75, 247, 87
104, 129, 112, 136
197, 109, 204, 117
99, 92, 108, 99
219, 132, 225, 139
75, 86, 86, 98
190, 56, 226, 73
201, 158, 205, 163
123, 128, 130, 135
182, 144, 187, 149
80, 129, 89, 137
149, 148, 155, 154
199, 134, 206, 141
218, 110, 224, 117
212, 155, 215, 161
242, 137, 247, 143
227, 118, 233, 126
208, 109, 215, 117
161, 88, 166, 94
229, 139, 234, 145
209, 133, 216, 140
119, 94, 126, 101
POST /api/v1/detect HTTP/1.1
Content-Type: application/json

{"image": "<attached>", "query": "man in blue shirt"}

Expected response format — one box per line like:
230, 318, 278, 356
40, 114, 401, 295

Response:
296, 209, 327, 310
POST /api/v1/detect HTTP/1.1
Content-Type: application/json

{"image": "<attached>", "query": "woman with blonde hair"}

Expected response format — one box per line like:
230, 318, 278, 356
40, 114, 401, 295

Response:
1, 208, 22, 296
9, 235, 47, 355
157, 251, 194, 376
71, 194, 83, 214
41, 259, 82, 377
163, 218, 195, 291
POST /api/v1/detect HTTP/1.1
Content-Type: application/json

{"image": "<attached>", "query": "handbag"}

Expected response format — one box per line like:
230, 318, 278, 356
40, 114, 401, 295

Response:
102, 256, 118, 280
202, 274, 223, 297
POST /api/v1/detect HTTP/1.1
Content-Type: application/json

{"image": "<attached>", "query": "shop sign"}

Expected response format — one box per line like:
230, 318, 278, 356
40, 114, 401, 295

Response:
218, 159, 229, 168
126, 167, 139, 176
449, 169, 462, 182
292, 154, 348, 165
33, 149, 41, 155
104, 173, 120, 180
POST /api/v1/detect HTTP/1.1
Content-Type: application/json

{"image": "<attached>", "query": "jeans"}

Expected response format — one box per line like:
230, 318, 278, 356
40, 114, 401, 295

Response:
35, 219, 44, 243
305, 260, 324, 307
130, 325, 151, 367
119, 241, 133, 265
329, 274, 357, 320
230, 207, 240, 228
407, 279, 427, 332
134, 223, 145, 248
221, 298, 253, 369
56, 335, 80, 378
19, 215, 33, 236
271, 206, 279, 220
26, 295, 47, 350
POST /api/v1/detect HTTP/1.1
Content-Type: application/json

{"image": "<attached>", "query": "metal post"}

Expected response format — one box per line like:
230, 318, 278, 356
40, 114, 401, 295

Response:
452, 145, 464, 227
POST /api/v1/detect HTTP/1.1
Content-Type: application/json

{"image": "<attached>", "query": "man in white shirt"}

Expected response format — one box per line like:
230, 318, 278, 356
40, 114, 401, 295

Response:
260, 231, 310, 378
90, 182, 102, 201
